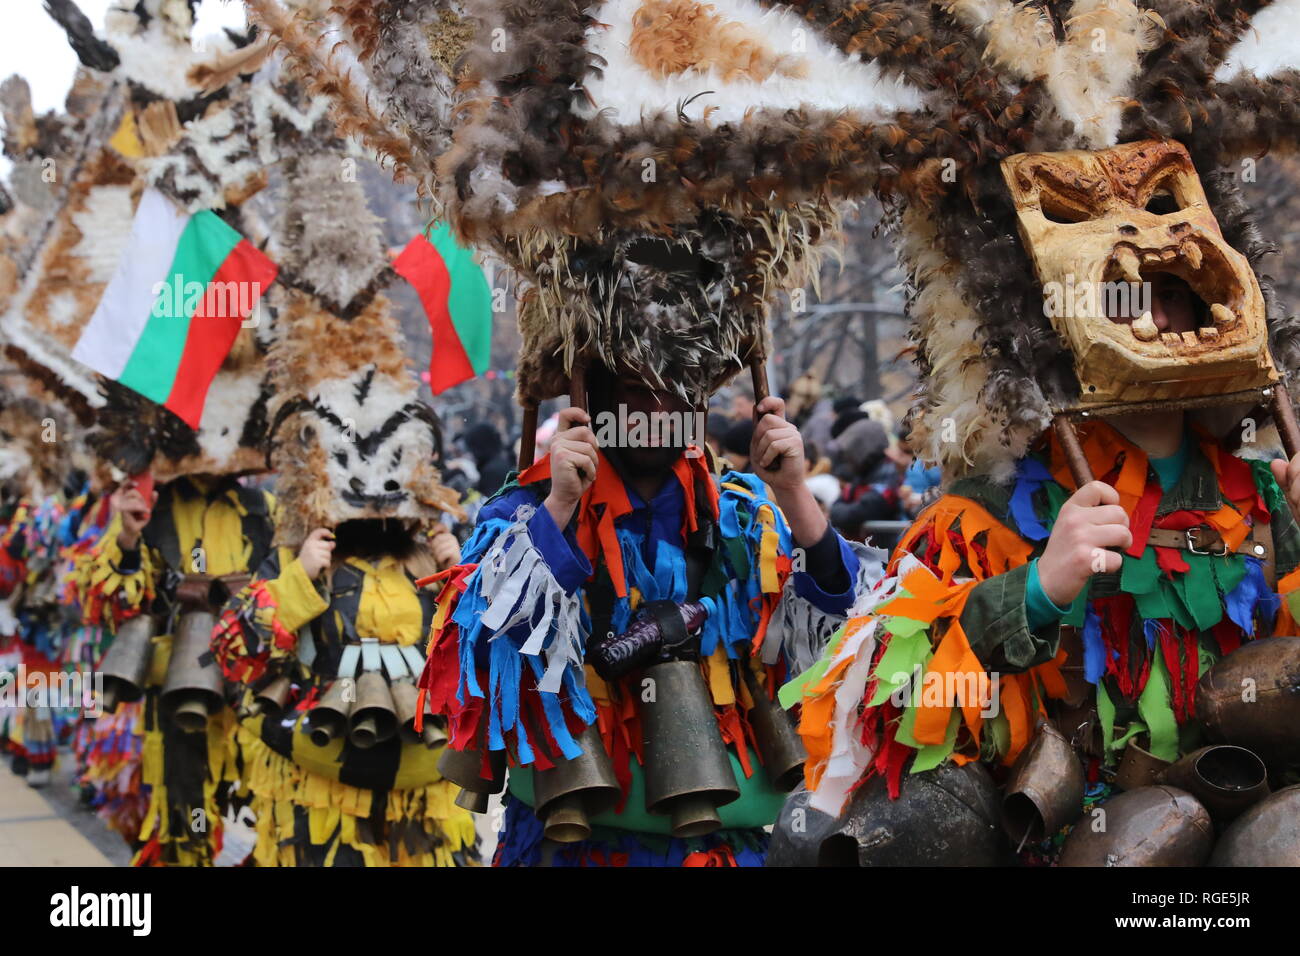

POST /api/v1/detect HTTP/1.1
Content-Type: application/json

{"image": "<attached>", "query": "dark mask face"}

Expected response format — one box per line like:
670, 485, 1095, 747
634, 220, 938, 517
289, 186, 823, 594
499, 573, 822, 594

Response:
589, 373, 699, 475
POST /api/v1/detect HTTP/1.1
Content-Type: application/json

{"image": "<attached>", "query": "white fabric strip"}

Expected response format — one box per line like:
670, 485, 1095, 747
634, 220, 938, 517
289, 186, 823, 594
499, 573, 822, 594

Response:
477, 507, 588, 695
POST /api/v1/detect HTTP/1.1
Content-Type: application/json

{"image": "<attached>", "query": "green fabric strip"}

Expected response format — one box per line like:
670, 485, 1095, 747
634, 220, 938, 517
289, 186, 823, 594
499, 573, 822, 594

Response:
1138, 653, 1179, 762
778, 623, 844, 709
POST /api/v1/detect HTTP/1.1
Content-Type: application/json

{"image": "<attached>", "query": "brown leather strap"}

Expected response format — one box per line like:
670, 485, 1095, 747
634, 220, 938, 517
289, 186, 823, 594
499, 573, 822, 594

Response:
1145, 525, 1269, 559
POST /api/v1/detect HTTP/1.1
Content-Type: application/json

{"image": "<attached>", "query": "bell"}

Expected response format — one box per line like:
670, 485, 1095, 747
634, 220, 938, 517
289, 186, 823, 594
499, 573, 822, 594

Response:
438, 733, 506, 814
390, 679, 421, 740
305, 678, 353, 747
768, 762, 1004, 867
97, 614, 156, 712
421, 695, 448, 748
159, 610, 224, 733
1114, 737, 1170, 791
1197, 636, 1300, 775
348, 670, 398, 749
1209, 784, 1300, 866
251, 675, 293, 719
640, 660, 739, 838
1058, 785, 1213, 866
1002, 721, 1086, 845
742, 664, 807, 792
1158, 745, 1270, 823
533, 723, 621, 843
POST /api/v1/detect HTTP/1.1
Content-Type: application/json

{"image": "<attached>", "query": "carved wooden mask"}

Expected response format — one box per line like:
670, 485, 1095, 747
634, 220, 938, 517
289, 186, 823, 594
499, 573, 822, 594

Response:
1002, 139, 1275, 409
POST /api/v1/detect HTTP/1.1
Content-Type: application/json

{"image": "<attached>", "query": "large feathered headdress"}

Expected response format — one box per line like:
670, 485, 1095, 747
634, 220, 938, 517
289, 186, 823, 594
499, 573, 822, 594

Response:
263, 149, 462, 548
257, 1, 1299, 469
0, 0, 337, 480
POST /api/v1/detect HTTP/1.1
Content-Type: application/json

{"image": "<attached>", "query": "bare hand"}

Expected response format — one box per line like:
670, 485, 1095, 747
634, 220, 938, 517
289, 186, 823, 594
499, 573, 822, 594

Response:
751, 396, 806, 491
1036, 481, 1132, 607
430, 529, 462, 570
544, 407, 599, 528
111, 484, 156, 550
1270, 454, 1300, 527
298, 527, 335, 580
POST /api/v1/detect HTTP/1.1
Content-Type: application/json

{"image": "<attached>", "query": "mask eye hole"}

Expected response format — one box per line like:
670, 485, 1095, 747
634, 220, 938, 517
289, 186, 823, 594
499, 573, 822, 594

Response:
1039, 195, 1093, 224
1145, 189, 1181, 216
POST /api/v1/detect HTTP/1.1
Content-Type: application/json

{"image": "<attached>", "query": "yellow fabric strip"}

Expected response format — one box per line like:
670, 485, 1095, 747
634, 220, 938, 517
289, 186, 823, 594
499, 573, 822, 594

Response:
264, 547, 329, 632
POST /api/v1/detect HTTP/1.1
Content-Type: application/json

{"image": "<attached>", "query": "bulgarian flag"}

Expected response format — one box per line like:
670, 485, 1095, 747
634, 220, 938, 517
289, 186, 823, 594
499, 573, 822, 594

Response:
72, 188, 277, 428
393, 221, 492, 394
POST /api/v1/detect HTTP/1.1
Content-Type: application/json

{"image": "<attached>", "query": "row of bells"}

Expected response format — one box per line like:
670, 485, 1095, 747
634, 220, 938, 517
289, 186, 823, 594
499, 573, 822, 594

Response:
438, 658, 808, 843
768, 635, 1300, 866
96, 604, 450, 751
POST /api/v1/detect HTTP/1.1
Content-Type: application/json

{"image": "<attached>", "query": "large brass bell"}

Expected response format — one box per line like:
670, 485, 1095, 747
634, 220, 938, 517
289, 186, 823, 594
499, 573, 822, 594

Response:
533, 724, 621, 843
1197, 636, 1300, 775
305, 678, 353, 747
438, 728, 507, 813
250, 675, 293, 719
742, 664, 807, 792
1209, 784, 1300, 866
97, 614, 156, 712
348, 670, 398, 749
160, 610, 224, 733
1158, 745, 1270, 823
1058, 785, 1213, 867
390, 679, 447, 747
1002, 721, 1085, 845
640, 659, 740, 838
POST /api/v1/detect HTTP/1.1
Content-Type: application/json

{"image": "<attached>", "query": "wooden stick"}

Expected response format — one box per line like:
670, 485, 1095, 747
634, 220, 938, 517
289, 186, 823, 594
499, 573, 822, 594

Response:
750, 358, 782, 472
570, 363, 587, 413
1053, 414, 1093, 487
1271, 384, 1300, 461
569, 361, 590, 482
517, 405, 538, 471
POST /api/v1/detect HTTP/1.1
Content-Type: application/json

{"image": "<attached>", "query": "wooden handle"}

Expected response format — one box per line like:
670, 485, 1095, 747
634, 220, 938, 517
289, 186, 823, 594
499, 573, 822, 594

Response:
570, 363, 587, 414
1053, 414, 1093, 487
750, 359, 781, 472
517, 405, 539, 471
1272, 385, 1300, 461
569, 362, 590, 482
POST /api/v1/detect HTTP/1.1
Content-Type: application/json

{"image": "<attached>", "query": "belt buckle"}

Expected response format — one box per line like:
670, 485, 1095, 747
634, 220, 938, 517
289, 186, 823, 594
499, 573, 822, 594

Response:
1185, 527, 1227, 556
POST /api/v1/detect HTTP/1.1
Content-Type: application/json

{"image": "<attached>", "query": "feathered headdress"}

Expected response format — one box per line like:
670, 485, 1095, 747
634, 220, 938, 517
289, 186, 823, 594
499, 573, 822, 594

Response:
1, 1, 329, 479
263, 149, 461, 548
222, 1, 1300, 470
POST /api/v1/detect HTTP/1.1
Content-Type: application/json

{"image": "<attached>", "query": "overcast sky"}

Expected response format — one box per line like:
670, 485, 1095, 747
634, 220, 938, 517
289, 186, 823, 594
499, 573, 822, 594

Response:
1, 1, 247, 174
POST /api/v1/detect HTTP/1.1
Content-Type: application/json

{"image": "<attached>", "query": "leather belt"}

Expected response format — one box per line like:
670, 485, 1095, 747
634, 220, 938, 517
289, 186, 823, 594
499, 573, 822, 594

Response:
1145, 525, 1269, 559
1144, 523, 1274, 588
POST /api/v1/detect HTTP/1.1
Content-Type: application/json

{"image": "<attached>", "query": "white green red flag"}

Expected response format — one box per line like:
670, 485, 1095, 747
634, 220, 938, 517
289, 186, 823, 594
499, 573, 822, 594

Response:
72, 188, 277, 428
393, 222, 492, 394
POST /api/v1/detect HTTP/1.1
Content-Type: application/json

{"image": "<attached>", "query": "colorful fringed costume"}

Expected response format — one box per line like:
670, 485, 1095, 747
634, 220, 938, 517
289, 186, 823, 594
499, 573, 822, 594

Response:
202, 130, 477, 866
212, 546, 479, 866
74, 476, 277, 866
788, 421, 1300, 818
423, 449, 875, 866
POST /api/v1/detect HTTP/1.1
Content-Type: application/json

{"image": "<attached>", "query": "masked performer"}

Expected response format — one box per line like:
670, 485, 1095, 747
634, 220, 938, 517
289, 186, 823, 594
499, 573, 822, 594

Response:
207, 147, 478, 867
767, 2, 1300, 867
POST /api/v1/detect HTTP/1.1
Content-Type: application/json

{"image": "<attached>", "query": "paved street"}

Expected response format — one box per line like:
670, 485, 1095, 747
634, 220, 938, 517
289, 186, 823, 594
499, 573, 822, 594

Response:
0, 754, 126, 867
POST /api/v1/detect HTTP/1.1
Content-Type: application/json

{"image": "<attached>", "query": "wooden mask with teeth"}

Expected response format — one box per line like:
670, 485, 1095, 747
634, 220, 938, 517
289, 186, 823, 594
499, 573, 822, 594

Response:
1003, 140, 1276, 411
